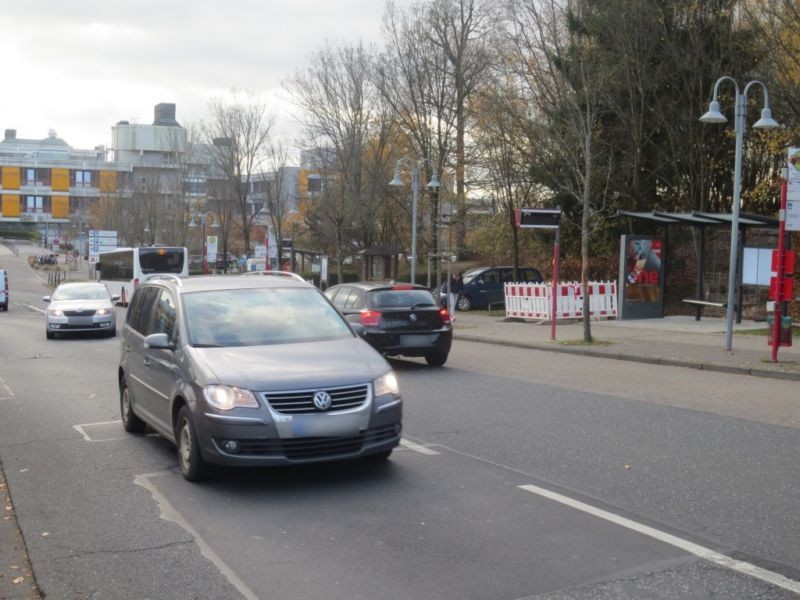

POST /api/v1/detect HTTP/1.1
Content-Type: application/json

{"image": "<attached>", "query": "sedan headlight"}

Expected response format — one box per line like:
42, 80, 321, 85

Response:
203, 385, 260, 411
96, 308, 111, 316
49, 309, 64, 317
374, 371, 400, 397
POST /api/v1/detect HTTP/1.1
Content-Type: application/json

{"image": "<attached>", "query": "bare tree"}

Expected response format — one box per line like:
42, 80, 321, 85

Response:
504, 0, 613, 342
427, 0, 494, 254
205, 90, 274, 258
378, 0, 458, 281
262, 140, 293, 261
287, 41, 395, 280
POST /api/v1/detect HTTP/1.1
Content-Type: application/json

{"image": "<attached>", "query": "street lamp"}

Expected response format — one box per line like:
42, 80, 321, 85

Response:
388, 158, 440, 283
700, 76, 779, 351
189, 212, 217, 274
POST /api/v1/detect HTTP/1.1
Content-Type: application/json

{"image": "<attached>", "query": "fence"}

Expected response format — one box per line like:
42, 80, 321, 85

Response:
504, 281, 617, 320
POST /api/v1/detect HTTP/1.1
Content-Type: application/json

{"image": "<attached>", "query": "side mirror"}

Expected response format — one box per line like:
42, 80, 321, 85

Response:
144, 333, 174, 350
111, 294, 121, 302
42, 296, 51, 303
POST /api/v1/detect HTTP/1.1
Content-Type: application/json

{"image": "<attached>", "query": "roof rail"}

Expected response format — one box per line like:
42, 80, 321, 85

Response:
242, 270, 307, 283
143, 273, 183, 286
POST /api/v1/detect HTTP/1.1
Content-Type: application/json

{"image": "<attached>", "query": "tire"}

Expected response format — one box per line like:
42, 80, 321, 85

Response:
46, 331, 55, 340
120, 376, 146, 433
366, 449, 392, 462
425, 352, 448, 367
176, 406, 208, 482
456, 295, 471, 311
107, 325, 117, 338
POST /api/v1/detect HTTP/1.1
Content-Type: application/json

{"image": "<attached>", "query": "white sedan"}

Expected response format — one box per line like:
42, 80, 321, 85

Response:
43, 282, 119, 339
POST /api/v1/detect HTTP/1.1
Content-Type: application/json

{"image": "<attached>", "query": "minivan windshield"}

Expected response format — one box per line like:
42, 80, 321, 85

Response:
183, 287, 353, 347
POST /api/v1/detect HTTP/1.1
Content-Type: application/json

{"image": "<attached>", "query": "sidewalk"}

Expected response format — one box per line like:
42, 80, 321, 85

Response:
453, 311, 800, 382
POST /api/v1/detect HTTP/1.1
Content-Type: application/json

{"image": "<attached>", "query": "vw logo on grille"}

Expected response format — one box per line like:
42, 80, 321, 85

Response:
409, 313, 417, 322
313, 391, 332, 411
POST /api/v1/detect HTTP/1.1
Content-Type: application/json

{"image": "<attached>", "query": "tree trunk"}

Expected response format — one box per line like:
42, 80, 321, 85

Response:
582, 137, 593, 344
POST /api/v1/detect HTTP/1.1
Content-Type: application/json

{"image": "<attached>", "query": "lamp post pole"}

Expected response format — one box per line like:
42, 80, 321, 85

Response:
410, 163, 419, 283
389, 157, 440, 285
700, 77, 779, 351
202, 217, 209, 275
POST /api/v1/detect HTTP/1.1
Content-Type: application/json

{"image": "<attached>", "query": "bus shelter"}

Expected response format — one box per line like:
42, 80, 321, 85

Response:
617, 210, 778, 321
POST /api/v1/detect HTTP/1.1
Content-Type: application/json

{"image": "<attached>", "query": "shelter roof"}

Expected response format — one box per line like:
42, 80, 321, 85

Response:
616, 210, 777, 229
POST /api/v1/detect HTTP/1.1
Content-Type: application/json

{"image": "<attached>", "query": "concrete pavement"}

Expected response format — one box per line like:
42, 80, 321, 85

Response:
453, 310, 800, 382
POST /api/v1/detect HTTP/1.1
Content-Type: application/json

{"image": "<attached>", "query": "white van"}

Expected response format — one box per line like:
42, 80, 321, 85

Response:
0, 269, 8, 311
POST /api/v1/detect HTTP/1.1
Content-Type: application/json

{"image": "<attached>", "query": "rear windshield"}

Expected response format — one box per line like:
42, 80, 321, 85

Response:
183, 287, 353, 347
369, 289, 437, 309
139, 248, 185, 274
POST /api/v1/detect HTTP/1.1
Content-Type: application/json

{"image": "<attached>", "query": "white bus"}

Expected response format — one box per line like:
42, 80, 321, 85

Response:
97, 246, 189, 305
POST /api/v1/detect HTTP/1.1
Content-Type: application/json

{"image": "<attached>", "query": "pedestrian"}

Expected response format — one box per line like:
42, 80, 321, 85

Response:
448, 271, 463, 321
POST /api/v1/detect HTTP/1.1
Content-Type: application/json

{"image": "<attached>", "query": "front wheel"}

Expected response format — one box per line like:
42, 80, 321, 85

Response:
46, 331, 55, 340
425, 353, 448, 367
120, 377, 145, 432
176, 406, 208, 482
456, 295, 471, 311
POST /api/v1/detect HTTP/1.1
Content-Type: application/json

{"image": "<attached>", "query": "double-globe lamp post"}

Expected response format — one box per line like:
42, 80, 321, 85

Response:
700, 76, 779, 351
389, 157, 440, 283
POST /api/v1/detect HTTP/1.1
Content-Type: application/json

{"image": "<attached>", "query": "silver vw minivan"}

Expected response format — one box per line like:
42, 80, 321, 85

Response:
118, 272, 402, 481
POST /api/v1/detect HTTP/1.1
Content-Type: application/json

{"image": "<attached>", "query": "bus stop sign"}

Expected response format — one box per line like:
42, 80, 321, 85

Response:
515, 208, 562, 229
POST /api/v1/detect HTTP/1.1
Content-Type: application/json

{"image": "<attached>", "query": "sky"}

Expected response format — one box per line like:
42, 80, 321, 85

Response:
0, 0, 404, 153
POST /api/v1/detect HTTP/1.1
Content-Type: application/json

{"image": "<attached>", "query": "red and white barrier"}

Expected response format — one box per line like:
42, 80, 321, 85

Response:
504, 281, 617, 320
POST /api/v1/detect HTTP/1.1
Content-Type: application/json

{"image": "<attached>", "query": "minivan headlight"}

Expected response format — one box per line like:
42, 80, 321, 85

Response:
49, 309, 64, 317
374, 371, 399, 397
203, 385, 260, 411
96, 308, 110, 316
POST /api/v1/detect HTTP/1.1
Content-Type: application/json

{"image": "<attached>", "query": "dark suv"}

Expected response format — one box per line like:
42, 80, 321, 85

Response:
457, 266, 543, 311
325, 282, 452, 366
118, 272, 402, 481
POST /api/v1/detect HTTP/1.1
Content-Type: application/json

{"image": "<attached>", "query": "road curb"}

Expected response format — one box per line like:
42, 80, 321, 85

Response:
456, 334, 800, 382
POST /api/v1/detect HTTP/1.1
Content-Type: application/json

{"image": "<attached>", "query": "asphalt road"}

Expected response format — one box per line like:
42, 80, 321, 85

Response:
1, 244, 799, 599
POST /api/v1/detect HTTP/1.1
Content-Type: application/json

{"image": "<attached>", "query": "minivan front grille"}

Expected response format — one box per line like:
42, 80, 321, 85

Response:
64, 309, 97, 316
262, 384, 370, 414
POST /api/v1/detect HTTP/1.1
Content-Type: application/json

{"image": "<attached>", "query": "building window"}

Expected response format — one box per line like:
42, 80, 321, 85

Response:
307, 176, 322, 193
24, 168, 48, 186
24, 195, 46, 213
74, 170, 93, 187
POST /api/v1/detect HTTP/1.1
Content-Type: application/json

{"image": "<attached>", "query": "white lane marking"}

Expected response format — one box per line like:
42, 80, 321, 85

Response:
400, 438, 440, 455
18, 302, 45, 314
73, 420, 124, 442
518, 483, 800, 594
135, 471, 261, 600
0, 374, 14, 399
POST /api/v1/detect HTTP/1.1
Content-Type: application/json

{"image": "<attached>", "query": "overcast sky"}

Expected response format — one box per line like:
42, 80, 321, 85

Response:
0, 0, 405, 153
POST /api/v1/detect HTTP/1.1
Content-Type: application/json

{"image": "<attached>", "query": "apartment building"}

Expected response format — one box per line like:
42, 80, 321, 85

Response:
0, 128, 128, 244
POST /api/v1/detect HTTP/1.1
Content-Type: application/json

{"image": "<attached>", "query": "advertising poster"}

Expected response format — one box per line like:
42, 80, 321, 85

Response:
618, 235, 666, 319
624, 238, 663, 303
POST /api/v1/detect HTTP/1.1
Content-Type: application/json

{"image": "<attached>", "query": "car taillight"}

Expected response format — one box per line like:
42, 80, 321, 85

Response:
360, 309, 382, 327
439, 307, 451, 324
392, 284, 413, 290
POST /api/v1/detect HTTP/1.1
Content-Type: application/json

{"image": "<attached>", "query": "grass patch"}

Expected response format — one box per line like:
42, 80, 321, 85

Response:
738, 325, 800, 337
558, 339, 614, 347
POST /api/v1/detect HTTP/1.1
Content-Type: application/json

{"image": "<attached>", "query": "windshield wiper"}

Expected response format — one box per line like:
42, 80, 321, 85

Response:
411, 302, 435, 309
192, 343, 224, 348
